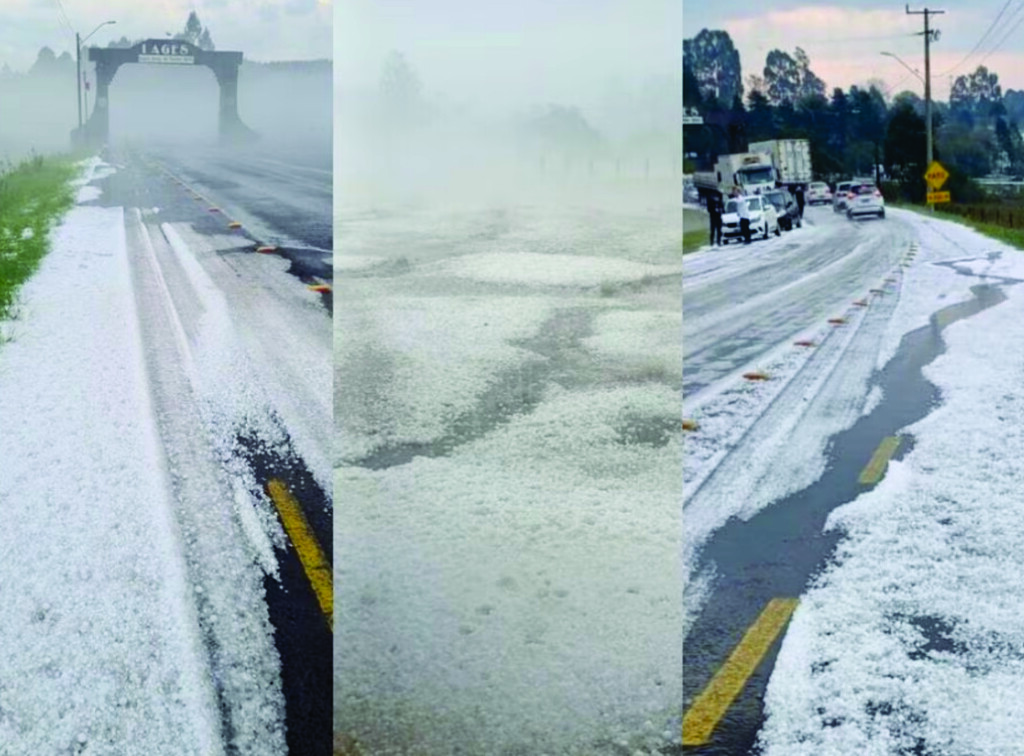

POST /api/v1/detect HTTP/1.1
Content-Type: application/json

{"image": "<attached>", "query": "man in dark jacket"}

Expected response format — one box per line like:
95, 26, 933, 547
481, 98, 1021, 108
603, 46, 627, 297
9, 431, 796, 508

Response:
707, 195, 723, 246
794, 184, 806, 219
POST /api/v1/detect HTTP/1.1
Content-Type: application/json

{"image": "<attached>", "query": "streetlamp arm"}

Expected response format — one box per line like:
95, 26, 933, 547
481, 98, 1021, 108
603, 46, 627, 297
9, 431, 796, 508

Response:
82, 20, 116, 45
881, 51, 924, 84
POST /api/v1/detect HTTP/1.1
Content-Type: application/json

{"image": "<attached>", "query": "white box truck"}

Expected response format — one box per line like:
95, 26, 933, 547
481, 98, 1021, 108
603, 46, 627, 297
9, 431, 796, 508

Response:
747, 139, 812, 192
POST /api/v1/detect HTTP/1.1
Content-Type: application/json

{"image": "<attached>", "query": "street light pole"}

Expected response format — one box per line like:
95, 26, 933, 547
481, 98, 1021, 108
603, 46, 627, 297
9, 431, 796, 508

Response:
75, 21, 116, 132
880, 51, 924, 85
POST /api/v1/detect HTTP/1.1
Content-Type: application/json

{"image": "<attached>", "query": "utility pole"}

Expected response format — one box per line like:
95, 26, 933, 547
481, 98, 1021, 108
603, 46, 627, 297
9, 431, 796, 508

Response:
906, 4, 944, 211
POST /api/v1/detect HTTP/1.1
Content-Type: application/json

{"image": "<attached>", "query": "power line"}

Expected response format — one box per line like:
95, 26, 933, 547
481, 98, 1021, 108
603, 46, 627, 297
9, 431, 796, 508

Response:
53, 0, 74, 37
935, 0, 1017, 77
974, 1, 1024, 69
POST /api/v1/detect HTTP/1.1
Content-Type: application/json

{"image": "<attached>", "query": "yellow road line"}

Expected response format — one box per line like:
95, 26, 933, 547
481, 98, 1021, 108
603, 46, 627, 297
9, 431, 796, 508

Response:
266, 478, 333, 630
859, 436, 901, 485
682, 597, 799, 746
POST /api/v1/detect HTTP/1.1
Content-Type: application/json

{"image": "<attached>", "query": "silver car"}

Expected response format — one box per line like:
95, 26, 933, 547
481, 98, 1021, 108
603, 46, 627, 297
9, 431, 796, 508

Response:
846, 183, 886, 220
833, 181, 855, 212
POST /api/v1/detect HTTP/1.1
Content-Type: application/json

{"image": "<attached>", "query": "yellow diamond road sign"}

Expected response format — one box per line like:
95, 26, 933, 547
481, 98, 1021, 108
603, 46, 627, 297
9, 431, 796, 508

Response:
925, 160, 950, 190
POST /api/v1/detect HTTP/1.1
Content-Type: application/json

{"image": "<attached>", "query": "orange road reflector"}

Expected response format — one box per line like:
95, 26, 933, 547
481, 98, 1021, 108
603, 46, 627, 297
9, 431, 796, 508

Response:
228, 221, 242, 229
308, 284, 332, 293
853, 300, 868, 307
256, 245, 277, 253
828, 318, 847, 325
794, 340, 815, 347
743, 371, 769, 381
682, 419, 699, 431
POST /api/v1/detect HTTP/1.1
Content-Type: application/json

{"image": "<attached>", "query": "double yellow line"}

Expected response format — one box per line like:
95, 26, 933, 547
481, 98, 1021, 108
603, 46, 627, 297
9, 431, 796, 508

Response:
265, 479, 333, 631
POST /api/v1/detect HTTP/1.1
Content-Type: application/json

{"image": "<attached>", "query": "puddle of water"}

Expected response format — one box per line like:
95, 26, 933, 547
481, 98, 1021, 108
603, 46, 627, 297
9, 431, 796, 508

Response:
683, 283, 1010, 754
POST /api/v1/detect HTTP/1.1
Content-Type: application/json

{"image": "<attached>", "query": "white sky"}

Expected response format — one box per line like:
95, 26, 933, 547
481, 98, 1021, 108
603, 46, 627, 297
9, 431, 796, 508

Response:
337, 0, 680, 115
0, 0, 332, 72
684, 2, 1024, 102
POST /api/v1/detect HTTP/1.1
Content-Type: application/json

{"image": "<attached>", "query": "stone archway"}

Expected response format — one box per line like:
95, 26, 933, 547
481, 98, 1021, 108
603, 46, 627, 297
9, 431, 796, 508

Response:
73, 39, 257, 147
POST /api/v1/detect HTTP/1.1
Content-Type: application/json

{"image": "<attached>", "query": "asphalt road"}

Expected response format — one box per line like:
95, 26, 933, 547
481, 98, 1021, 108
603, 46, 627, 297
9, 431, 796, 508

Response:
93, 146, 333, 756
681, 205, 1021, 753
335, 189, 683, 755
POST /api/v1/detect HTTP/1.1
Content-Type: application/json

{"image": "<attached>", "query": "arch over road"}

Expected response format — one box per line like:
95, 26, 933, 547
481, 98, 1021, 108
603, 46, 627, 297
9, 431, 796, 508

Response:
74, 39, 257, 147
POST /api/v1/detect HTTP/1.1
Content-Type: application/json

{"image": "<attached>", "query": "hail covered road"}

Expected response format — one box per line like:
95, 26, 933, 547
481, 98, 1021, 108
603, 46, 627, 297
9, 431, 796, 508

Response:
96, 147, 332, 755
683, 201, 1024, 755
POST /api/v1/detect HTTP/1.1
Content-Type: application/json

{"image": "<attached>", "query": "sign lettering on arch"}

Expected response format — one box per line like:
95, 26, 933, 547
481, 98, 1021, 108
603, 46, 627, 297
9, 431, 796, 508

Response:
137, 39, 197, 65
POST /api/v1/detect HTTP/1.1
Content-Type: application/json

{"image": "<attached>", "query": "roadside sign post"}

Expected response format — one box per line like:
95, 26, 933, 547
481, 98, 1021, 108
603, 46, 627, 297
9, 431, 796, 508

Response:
924, 160, 950, 205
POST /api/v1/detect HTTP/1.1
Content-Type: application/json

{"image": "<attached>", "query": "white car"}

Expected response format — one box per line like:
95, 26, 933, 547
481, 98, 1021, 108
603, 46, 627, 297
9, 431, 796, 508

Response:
721, 195, 781, 243
846, 183, 886, 219
807, 181, 832, 205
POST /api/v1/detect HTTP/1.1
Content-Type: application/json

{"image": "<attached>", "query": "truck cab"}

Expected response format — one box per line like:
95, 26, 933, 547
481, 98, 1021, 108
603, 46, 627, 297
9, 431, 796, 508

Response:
693, 152, 776, 204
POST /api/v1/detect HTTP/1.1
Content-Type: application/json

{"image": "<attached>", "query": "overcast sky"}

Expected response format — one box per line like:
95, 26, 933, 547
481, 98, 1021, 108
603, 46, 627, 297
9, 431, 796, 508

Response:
684, 1, 1024, 102
337, 0, 680, 117
0, 0, 332, 72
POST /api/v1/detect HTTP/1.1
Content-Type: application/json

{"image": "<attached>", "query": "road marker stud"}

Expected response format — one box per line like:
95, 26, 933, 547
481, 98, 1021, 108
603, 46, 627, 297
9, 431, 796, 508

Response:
870, 289, 885, 295
828, 318, 847, 325
794, 340, 815, 347
265, 479, 333, 630
308, 283, 332, 293
256, 245, 277, 254
743, 371, 769, 381
859, 436, 901, 485
682, 419, 699, 431
853, 300, 868, 307
228, 221, 242, 229
682, 597, 800, 746
208, 207, 220, 213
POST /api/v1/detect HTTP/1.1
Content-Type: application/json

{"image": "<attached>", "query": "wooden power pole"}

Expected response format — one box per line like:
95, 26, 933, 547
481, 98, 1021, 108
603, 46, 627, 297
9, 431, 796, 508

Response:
907, 4, 944, 210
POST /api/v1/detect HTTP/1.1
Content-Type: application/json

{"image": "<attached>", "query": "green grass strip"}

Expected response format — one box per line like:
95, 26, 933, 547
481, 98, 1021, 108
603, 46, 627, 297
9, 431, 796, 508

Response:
892, 201, 1024, 251
0, 153, 81, 323
683, 207, 709, 254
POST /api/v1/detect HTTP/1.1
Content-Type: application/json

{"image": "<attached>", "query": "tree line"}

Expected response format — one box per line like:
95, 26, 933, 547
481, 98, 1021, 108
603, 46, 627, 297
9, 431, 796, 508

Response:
684, 28, 1024, 202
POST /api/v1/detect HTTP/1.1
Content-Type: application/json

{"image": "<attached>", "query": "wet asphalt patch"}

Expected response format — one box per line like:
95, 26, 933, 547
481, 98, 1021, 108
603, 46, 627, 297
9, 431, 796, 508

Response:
683, 282, 1011, 754
347, 307, 595, 469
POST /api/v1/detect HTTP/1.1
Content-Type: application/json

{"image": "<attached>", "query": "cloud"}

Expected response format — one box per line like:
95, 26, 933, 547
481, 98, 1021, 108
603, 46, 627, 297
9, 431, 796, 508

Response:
712, 4, 1024, 102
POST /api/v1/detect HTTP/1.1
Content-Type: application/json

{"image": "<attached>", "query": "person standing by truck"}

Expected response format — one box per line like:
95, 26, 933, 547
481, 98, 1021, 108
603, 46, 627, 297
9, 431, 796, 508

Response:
793, 184, 805, 220
707, 194, 723, 246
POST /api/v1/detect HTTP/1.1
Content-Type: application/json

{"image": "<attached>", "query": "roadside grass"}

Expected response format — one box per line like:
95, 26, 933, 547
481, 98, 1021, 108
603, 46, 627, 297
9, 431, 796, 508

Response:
893, 201, 1024, 251
0, 153, 81, 324
683, 207, 708, 254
